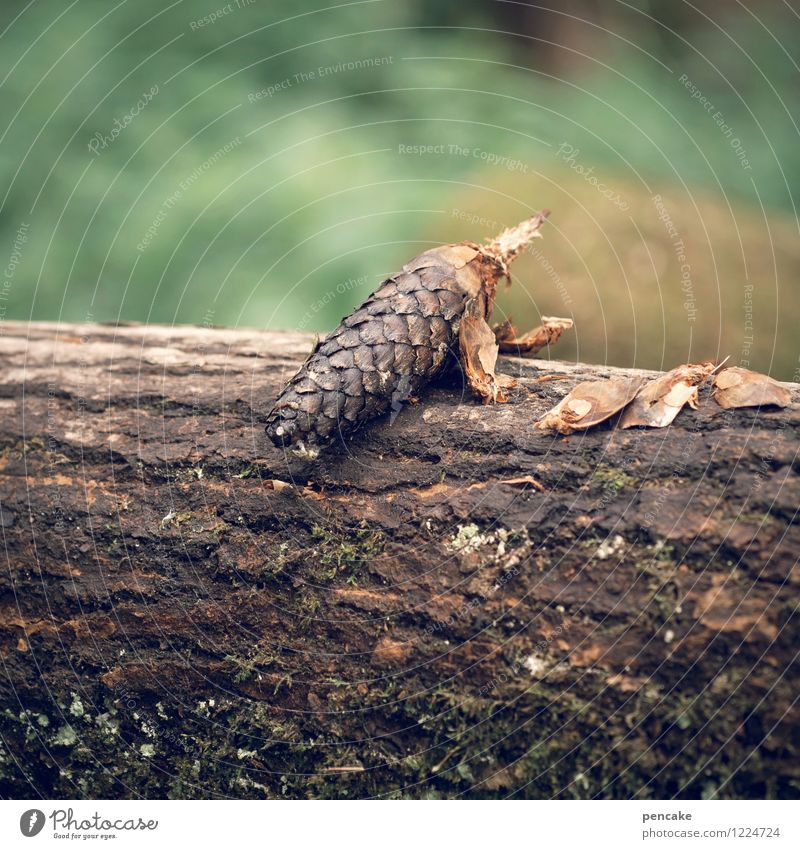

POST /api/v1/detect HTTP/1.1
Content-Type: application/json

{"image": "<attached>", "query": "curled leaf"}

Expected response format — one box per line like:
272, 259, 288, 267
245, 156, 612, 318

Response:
535, 376, 645, 434
500, 475, 546, 491
494, 316, 574, 355
264, 479, 294, 493
712, 367, 791, 409
619, 361, 717, 429
459, 297, 508, 403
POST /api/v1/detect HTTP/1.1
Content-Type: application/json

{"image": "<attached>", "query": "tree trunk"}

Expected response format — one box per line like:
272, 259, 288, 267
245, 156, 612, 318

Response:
1, 321, 797, 799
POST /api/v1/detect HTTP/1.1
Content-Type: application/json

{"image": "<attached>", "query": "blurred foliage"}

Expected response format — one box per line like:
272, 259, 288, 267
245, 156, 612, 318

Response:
1, 0, 798, 376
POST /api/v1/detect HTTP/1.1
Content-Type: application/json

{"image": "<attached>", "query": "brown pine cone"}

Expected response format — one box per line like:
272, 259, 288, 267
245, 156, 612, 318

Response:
266, 213, 556, 451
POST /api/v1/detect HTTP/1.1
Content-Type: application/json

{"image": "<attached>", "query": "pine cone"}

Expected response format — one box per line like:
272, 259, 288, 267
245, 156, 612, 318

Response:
266, 212, 554, 451
266, 244, 501, 449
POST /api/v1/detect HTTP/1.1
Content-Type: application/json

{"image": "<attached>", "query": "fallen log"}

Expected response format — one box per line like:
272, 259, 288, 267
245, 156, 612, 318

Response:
0, 321, 797, 799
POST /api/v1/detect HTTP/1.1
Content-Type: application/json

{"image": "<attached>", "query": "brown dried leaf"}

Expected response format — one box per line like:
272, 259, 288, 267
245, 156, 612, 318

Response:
495, 316, 574, 355
619, 361, 717, 429
500, 475, 546, 491
535, 376, 645, 434
459, 298, 507, 403
712, 367, 791, 409
529, 375, 570, 384
264, 479, 294, 493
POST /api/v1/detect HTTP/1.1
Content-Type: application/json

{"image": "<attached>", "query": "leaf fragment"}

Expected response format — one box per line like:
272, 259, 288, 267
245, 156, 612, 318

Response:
535, 376, 645, 434
619, 361, 717, 429
264, 479, 294, 493
500, 475, 545, 491
712, 367, 791, 409
458, 297, 508, 403
494, 316, 574, 356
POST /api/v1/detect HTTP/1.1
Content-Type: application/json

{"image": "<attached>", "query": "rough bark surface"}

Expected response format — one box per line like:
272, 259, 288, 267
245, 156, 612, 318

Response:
0, 321, 798, 800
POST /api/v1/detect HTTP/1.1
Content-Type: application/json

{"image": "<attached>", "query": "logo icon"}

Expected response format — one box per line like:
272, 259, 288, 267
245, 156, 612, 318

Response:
20, 810, 45, 837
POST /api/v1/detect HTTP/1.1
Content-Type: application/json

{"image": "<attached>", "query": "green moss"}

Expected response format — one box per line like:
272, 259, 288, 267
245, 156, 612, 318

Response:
309, 521, 385, 585
159, 510, 193, 530
1, 435, 70, 465
1, 672, 793, 799
293, 592, 321, 627
633, 541, 679, 579
589, 463, 639, 496
52, 724, 78, 747
16, 436, 45, 457
225, 646, 280, 684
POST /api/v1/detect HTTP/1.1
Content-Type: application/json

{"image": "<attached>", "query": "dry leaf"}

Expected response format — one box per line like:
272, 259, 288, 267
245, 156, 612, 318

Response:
619, 361, 717, 429
264, 479, 294, 493
495, 316, 574, 355
535, 376, 645, 434
530, 375, 570, 384
500, 475, 545, 491
712, 367, 791, 409
459, 297, 507, 403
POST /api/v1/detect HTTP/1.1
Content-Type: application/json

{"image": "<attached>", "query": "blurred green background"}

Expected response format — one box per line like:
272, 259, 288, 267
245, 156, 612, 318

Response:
1, 0, 798, 377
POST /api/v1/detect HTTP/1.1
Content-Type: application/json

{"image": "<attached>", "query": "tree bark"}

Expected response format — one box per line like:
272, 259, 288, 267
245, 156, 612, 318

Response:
1, 321, 798, 799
